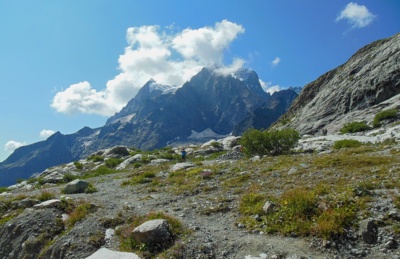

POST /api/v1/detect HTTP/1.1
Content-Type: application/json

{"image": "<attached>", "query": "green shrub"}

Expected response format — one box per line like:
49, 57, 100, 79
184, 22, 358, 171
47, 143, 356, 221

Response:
74, 161, 83, 170
89, 155, 104, 162
84, 183, 98, 194
37, 191, 56, 202
105, 158, 123, 168
240, 128, 300, 156
333, 139, 362, 149
63, 173, 79, 183
65, 201, 97, 228
211, 141, 222, 148
0, 187, 8, 194
238, 193, 265, 215
340, 121, 370, 134
373, 109, 398, 128
84, 166, 117, 178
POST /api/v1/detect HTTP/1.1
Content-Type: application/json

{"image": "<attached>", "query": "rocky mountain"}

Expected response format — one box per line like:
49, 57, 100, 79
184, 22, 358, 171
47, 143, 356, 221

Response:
0, 68, 296, 186
276, 32, 400, 134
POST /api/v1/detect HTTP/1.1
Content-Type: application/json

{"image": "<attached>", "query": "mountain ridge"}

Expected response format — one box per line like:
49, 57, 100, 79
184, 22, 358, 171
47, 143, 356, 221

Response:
0, 67, 296, 186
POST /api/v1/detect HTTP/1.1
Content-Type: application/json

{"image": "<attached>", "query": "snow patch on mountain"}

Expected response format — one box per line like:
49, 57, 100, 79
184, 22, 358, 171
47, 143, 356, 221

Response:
188, 128, 229, 140
148, 79, 178, 95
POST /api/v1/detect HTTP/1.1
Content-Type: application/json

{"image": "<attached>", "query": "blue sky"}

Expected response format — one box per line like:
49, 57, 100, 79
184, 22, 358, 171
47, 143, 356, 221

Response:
0, 0, 399, 162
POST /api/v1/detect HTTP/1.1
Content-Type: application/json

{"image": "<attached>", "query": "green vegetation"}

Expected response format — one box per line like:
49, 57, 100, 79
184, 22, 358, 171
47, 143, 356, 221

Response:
340, 121, 370, 134
105, 158, 123, 168
64, 200, 97, 228
36, 191, 56, 202
83, 165, 118, 178
240, 128, 300, 156
74, 161, 83, 170
63, 173, 79, 183
373, 109, 398, 128
238, 187, 359, 239
88, 155, 104, 162
0, 186, 7, 194
84, 183, 98, 193
333, 139, 362, 149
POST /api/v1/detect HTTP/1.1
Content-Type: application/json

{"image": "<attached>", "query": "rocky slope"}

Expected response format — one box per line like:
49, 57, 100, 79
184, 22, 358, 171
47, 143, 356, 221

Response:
1, 120, 400, 259
277, 32, 400, 134
0, 68, 296, 187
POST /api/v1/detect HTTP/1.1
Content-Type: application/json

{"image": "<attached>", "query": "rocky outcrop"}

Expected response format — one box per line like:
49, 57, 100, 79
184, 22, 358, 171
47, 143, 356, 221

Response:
278, 32, 400, 134
0, 208, 64, 259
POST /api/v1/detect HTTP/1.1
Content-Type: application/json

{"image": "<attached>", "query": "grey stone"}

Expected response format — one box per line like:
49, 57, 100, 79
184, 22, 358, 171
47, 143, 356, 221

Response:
131, 219, 172, 245
64, 179, 89, 194
359, 218, 378, 244
85, 248, 140, 259
263, 201, 278, 214
170, 162, 195, 172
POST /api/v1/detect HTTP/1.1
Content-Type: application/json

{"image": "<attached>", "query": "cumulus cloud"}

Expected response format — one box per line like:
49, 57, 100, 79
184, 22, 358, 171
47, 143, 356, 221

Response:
40, 129, 56, 139
271, 57, 281, 67
4, 140, 26, 153
260, 79, 281, 94
215, 58, 246, 76
52, 20, 245, 116
336, 2, 376, 29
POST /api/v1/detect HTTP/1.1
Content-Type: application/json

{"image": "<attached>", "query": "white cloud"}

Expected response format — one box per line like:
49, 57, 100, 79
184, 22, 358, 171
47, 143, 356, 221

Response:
215, 58, 246, 76
40, 129, 56, 139
4, 140, 26, 153
260, 79, 281, 94
336, 2, 376, 29
271, 57, 280, 67
51, 20, 245, 116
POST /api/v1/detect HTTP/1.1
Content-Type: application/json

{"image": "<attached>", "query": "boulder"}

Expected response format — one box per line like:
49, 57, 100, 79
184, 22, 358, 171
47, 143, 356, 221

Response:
131, 219, 172, 245
103, 146, 130, 158
33, 199, 61, 210
263, 201, 278, 215
116, 154, 143, 170
64, 179, 89, 194
170, 162, 195, 172
150, 159, 170, 165
86, 248, 140, 259
359, 218, 378, 244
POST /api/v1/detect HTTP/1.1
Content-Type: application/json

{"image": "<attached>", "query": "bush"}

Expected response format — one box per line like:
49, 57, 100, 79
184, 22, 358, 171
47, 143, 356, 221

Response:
74, 161, 83, 170
240, 128, 300, 156
333, 139, 362, 149
373, 109, 398, 128
63, 173, 79, 183
89, 155, 104, 162
340, 121, 370, 134
84, 183, 98, 194
37, 191, 56, 202
105, 158, 123, 168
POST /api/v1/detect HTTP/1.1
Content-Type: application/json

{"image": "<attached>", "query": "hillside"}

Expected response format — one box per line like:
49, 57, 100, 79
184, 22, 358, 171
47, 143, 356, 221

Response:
276, 32, 400, 134
0, 120, 400, 258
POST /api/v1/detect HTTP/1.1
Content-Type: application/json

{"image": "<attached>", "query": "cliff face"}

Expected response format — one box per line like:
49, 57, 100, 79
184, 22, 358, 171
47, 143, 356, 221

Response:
279, 33, 400, 134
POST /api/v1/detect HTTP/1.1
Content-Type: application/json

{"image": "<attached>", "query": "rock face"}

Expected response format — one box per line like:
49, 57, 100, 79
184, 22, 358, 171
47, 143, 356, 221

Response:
0, 68, 296, 186
278, 32, 400, 134
0, 208, 64, 259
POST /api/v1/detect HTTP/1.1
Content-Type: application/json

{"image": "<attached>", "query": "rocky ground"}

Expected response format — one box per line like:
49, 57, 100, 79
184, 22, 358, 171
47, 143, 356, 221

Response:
1, 127, 400, 259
